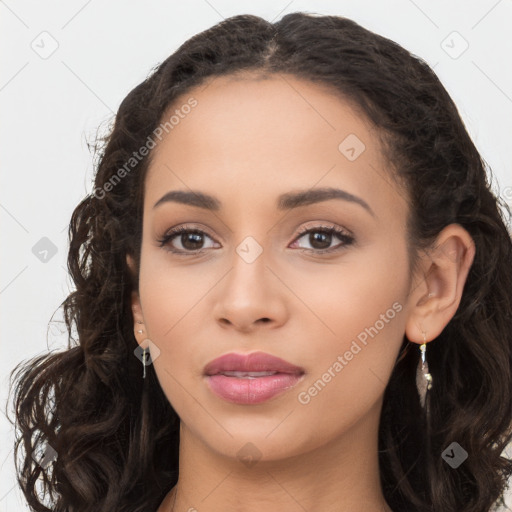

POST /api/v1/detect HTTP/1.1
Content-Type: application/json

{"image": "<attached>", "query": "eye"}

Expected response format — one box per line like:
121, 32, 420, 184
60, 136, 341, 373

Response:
157, 226, 219, 255
289, 225, 355, 254
157, 224, 355, 256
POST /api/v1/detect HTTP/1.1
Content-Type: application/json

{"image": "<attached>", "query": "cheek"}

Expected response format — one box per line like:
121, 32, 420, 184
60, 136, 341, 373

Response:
138, 268, 201, 371
288, 240, 409, 405
137, 246, 221, 404
287, 238, 409, 344
138, 238, 212, 336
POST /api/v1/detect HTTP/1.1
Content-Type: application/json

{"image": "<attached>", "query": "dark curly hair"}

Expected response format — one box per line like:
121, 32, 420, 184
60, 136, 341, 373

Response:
7, 12, 512, 512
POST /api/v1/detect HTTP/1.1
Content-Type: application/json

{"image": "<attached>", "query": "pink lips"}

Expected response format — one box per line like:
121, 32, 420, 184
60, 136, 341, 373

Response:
203, 351, 305, 405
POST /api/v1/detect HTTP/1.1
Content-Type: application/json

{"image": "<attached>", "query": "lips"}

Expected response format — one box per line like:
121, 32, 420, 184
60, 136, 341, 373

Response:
203, 351, 305, 404
203, 351, 305, 376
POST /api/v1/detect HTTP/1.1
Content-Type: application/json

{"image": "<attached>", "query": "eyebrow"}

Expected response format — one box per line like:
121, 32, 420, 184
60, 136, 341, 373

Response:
153, 187, 375, 217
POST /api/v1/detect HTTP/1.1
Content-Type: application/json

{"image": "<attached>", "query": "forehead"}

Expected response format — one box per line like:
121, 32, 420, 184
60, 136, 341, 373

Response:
144, 73, 407, 224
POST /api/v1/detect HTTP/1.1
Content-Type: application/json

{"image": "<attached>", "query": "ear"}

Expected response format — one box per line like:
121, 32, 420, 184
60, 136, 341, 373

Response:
405, 223, 475, 344
127, 254, 146, 346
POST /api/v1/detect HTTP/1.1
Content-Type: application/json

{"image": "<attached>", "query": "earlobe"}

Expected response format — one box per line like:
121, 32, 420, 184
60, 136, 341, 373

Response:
405, 223, 475, 344
127, 254, 146, 343
130, 291, 147, 346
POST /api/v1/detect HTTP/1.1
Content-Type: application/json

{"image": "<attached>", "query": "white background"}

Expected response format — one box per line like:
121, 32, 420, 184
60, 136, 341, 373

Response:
1, 1, 511, 510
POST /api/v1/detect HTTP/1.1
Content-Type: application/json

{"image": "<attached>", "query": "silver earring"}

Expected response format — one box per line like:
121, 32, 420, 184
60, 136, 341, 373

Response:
416, 332, 433, 411
142, 347, 147, 379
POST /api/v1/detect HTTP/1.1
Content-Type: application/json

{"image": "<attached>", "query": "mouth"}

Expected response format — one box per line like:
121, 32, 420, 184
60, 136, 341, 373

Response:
216, 370, 282, 379
203, 351, 305, 376
203, 351, 305, 405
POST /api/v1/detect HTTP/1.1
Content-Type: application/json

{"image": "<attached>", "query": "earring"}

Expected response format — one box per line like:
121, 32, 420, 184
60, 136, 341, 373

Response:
416, 332, 433, 410
142, 347, 148, 379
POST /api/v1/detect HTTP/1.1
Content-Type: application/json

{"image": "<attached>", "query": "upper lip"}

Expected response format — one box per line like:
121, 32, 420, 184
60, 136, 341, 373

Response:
203, 351, 305, 376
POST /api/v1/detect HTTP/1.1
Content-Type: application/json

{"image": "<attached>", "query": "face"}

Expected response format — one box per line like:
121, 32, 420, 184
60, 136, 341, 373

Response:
131, 73, 415, 461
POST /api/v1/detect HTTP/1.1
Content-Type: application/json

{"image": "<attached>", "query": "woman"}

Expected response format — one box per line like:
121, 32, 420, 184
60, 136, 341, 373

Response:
8, 12, 512, 512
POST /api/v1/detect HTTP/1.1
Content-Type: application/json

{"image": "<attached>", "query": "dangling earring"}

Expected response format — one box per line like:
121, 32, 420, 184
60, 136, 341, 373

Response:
142, 347, 148, 379
416, 332, 433, 410
134, 319, 148, 379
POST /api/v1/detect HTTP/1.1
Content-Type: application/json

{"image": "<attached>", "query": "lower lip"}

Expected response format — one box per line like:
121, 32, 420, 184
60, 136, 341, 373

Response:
205, 373, 304, 404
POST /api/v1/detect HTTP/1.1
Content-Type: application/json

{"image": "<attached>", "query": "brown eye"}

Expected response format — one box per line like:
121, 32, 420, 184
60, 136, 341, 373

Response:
179, 231, 205, 251
157, 227, 219, 254
291, 226, 355, 253
306, 231, 332, 250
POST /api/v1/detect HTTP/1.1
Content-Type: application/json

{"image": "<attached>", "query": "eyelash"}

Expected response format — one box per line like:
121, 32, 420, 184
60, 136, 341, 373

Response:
292, 225, 355, 254
157, 224, 355, 257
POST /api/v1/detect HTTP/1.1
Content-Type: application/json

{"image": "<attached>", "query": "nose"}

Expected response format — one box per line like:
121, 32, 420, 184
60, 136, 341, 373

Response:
212, 246, 288, 333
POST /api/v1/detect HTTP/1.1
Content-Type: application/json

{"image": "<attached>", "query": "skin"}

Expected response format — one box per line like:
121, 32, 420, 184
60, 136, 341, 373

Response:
127, 73, 475, 512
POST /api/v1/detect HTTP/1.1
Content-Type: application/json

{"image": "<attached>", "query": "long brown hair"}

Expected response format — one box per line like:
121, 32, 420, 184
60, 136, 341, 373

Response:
7, 12, 512, 512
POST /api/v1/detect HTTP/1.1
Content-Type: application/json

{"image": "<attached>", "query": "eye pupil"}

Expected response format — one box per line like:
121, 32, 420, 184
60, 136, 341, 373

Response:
182, 232, 203, 250
310, 231, 331, 249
